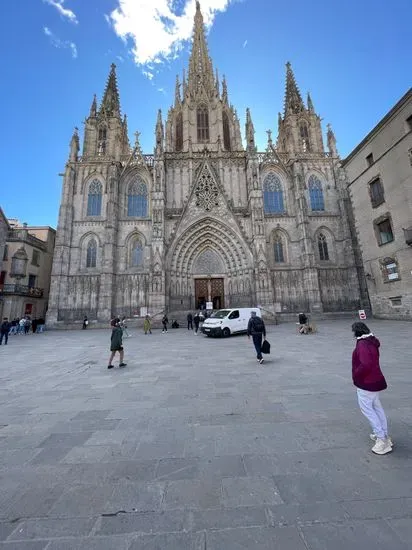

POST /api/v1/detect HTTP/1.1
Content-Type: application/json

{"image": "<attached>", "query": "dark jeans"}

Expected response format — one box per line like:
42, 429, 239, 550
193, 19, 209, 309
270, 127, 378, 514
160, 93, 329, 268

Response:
162, 322, 168, 332
187, 320, 193, 330
0, 331, 9, 345
194, 323, 199, 333
252, 333, 263, 360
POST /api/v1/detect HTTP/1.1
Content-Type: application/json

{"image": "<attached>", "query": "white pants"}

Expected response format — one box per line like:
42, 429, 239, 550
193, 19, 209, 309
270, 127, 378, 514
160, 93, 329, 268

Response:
357, 388, 388, 440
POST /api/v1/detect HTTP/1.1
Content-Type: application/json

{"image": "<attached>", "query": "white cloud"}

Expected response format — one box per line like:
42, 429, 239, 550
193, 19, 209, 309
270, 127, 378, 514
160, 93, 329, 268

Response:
43, 26, 78, 58
43, 0, 78, 24
107, 0, 235, 71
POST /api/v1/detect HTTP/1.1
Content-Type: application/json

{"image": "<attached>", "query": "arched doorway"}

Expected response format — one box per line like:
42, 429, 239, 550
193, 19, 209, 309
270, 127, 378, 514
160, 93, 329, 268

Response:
166, 217, 254, 311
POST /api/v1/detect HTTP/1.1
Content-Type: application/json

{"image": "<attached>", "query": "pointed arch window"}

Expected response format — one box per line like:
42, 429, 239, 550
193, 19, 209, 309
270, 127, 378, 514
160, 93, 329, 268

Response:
263, 173, 285, 214
274, 234, 285, 263
87, 180, 102, 216
197, 104, 209, 142
175, 112, 183, 151
318, 233, 329, 261
131, 239, 143, 267
308, 174, 325, 211
127, 178, 148, 217
86, 239, 97, 268
223, 111, 231, 151
300, 121, 310, 152
98, 126, 107, 155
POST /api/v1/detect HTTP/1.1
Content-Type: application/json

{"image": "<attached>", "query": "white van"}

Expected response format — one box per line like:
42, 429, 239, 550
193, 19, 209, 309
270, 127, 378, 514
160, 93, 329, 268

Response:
201, 308, 262, 337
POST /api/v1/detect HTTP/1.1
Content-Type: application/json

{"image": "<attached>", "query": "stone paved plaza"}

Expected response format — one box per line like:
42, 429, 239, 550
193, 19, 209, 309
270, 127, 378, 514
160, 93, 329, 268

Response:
0, 319, 412, 549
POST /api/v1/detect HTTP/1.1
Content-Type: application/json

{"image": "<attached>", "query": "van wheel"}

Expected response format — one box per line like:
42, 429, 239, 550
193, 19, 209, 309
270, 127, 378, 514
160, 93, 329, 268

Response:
222, 327, 231, 338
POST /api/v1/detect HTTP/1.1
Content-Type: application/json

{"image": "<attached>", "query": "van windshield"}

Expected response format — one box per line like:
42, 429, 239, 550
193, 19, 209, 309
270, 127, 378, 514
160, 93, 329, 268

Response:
210, 310, 231, 319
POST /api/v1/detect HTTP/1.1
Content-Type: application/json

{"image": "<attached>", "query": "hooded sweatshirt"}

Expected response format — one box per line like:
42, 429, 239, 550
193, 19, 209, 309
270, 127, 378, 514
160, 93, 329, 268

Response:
352, 334, 387, 392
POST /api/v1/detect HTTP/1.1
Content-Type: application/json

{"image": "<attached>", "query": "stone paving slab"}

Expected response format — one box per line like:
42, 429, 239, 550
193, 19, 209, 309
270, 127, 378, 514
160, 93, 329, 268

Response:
0, 319, 411, 548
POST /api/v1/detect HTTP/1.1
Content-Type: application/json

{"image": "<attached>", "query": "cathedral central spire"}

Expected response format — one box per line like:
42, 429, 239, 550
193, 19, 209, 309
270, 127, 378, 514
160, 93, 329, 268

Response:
284, 62, 304, 115
187, 2, 216, 99
100, 63, 121, 118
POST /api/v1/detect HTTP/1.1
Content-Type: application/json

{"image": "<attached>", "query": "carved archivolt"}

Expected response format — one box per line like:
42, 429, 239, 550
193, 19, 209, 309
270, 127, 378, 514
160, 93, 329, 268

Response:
193, 248, 225, 274
168, 217, 252, 276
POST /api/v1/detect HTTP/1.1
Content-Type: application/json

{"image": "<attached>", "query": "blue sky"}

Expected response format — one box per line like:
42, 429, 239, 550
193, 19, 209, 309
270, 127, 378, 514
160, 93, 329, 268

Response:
1, 0, 410, 227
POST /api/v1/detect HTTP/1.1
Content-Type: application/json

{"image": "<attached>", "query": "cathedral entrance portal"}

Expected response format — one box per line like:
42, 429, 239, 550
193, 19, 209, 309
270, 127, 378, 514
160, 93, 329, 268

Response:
195, 278, 224, 311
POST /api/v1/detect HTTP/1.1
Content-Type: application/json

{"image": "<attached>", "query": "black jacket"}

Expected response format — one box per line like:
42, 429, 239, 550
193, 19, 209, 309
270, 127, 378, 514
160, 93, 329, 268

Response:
1, 321, 11, 333
247, 316, 266, 337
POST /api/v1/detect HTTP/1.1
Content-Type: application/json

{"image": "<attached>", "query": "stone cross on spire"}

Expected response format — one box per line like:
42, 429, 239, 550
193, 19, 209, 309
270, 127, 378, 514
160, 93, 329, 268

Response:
100, 63, 121, 118
187, 1, 216, 98
284, 62, 305, 115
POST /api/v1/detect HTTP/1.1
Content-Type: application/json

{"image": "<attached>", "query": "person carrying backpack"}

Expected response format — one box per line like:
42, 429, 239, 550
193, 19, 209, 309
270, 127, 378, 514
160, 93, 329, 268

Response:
247, 311, 266, 364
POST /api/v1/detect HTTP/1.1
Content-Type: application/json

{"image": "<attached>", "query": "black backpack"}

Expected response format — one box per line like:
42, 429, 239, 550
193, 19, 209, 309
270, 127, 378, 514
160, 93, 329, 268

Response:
252, 316, 264, 333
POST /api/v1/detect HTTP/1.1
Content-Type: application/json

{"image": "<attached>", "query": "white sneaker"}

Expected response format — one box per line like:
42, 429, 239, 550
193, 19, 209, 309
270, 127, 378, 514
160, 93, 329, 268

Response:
370, 433, 393, 447
371, 438, 393, 455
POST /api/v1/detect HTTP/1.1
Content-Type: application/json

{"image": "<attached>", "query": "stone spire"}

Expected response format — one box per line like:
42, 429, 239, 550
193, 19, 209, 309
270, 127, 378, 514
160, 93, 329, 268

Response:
155, 109, 164, 154
100, 63, 121, 118
215, 68, 220, 96
222, 75, 228, 105
284, 62, 305, 115
122, 114, 129, 147
175, 75, 181, 106
89, 94, 97, 117
69, 127, 79, 162
307, 92, 314, 113
327, 123, 338, 156
187, 1, 215, 98
245, 108, 256, 152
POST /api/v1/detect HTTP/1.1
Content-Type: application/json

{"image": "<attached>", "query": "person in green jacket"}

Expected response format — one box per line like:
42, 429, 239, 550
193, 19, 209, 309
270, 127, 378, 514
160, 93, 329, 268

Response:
108, 318, 127, 369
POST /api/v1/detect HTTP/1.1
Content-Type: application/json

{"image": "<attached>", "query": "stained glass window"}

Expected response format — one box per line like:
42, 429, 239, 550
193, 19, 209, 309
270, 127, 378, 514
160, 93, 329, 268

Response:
274, 235, 285, 263
86, 239, 97, 268
197, 105, 209, 142
308, 175, 325, 211
127, 179, 148, 217
223, 111, 231, 151
318, 233, 329, 261
263, 174, 284, 214
87, 180, 102, 216
131, 240, 143, 267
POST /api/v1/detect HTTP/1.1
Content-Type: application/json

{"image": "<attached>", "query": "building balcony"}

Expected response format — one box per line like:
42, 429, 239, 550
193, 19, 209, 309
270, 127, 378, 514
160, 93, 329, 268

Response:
0, 284, 44, 298
404, 227, 412, 246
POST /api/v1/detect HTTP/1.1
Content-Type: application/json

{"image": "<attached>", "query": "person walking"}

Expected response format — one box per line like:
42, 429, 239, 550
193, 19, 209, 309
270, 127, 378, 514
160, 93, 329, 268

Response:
352, 322, 392, 455
0, 318, 11, 345
108, 318, 127, 369
18, 318, 25, 334
247, 311, 266, 365
82, 316, 88, 330
193, 312, 200, 335
143, 315, 152, 335
161, 314, 169, 333
187, 312, 193, 331
24, 318, 31, 334
9, 319, 18, 335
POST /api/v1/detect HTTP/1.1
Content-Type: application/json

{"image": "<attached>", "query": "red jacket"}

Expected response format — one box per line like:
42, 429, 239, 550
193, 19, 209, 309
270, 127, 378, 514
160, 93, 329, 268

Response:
352, 335, 387, 392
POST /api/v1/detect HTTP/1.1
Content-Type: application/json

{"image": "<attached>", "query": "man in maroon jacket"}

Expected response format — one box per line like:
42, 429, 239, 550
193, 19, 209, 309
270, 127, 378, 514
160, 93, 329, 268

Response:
352, 322, 392, 455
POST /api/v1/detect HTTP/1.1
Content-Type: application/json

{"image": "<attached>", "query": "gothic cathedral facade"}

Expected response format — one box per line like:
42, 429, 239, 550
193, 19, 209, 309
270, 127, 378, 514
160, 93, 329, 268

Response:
47, 2, 367, 326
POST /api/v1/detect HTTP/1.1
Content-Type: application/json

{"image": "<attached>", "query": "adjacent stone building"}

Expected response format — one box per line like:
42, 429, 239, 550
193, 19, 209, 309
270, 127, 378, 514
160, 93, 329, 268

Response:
344, 89, 412, 320
47, 2, 366, 327
0, 207, 10, 319
0, 220, 56, 320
